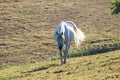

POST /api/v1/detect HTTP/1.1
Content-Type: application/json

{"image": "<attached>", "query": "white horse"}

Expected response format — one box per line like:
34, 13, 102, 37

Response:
54, 21, 85, 65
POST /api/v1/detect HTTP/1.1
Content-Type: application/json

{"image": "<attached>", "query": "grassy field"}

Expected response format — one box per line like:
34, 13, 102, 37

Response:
0, 50, 120, 80
0, 0, 120, 80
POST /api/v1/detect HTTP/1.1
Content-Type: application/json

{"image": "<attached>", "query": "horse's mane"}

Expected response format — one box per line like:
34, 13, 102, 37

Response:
65, 21, 78, 30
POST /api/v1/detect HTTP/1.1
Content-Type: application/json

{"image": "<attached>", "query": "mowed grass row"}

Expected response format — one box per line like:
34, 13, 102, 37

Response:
48, 33, 120, 61
0, 50, 120, 80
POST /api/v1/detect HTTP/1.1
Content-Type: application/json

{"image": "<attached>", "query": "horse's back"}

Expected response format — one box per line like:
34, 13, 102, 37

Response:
54, 21, 78, 42
64, 22, 75, 42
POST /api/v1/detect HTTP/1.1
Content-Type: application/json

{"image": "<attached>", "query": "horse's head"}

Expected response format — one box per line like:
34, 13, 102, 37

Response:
54, 21, 66, 51
56, 31, 64, 50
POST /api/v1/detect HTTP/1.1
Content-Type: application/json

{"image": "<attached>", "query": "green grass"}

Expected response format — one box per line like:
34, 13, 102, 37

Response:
0, 50, 120, 80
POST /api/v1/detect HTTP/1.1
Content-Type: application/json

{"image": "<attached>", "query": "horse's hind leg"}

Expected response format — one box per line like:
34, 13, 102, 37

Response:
63, 42, 70, 64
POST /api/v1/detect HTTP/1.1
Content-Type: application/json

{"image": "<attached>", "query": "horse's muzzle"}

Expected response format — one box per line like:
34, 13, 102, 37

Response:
58, 45, 63, 50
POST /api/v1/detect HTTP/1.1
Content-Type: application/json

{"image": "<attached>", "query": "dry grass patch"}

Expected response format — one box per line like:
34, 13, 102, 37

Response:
0, 0, 120, 67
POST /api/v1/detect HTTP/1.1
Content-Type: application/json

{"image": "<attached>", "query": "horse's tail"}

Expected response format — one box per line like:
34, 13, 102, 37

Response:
65, 21, 86, 47
75, 28, 86, 47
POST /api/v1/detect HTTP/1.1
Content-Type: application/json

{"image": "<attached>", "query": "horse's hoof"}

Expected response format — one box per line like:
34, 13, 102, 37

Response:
63, 61, 66, 64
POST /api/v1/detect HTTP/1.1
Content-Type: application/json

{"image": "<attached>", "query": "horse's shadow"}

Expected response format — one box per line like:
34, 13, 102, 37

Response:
25, 64, 59, 73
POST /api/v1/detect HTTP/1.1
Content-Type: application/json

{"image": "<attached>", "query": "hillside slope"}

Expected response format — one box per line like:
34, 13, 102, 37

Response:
0, 0, 120, 66
0, 0, 120, 80
0, 50, 120, 80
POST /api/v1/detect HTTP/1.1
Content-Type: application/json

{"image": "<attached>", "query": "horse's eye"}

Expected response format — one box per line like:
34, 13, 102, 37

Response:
56, 32, 59, 35
61, 32, 63, 35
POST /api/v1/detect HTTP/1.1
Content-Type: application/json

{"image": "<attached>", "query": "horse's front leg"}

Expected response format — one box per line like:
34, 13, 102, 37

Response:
63, 42, 70, 64
60, 50, 63, 65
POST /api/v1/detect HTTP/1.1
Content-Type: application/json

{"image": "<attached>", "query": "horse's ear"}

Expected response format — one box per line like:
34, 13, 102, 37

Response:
56, 32, 59, 35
